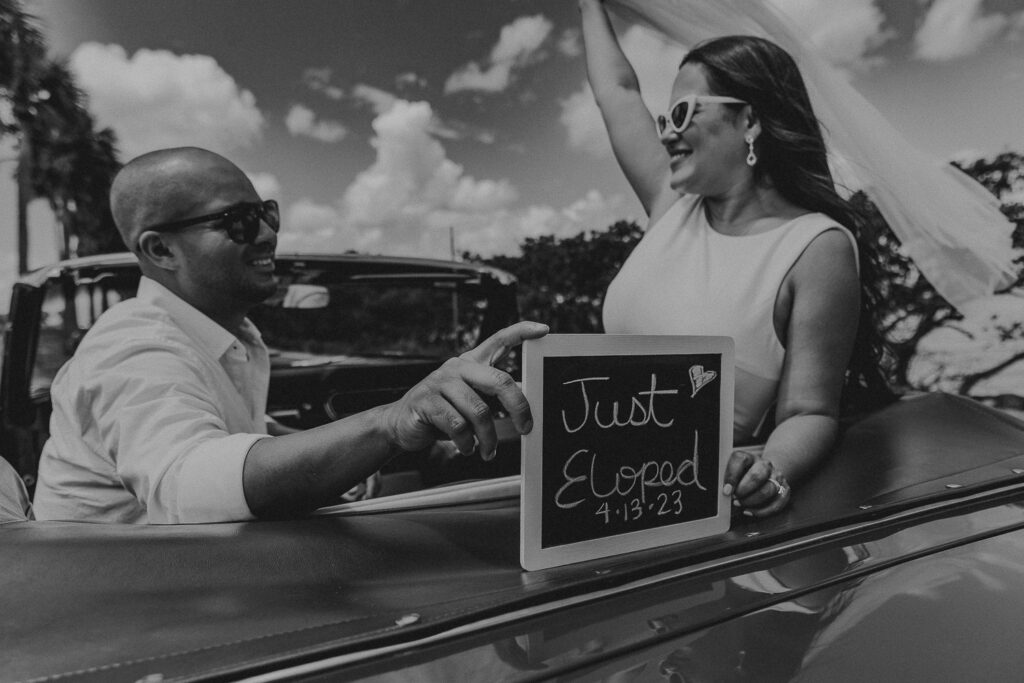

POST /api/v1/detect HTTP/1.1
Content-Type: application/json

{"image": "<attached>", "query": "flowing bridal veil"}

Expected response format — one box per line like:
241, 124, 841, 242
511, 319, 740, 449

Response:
606, 0, 1018, 311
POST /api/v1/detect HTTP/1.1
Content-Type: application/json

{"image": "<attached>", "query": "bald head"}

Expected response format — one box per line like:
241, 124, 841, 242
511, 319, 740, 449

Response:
110, 147, 257, 251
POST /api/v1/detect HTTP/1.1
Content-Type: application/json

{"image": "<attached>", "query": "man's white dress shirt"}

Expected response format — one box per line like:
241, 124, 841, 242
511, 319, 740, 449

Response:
33, 277, 271, 523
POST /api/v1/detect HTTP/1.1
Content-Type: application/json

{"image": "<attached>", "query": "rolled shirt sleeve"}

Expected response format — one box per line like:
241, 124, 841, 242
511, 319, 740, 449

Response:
105, 342, 269, 524
169, 434, 267, 523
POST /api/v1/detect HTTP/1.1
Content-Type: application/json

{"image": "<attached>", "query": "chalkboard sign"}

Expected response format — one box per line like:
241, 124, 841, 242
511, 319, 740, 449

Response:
520, 334, 734, 571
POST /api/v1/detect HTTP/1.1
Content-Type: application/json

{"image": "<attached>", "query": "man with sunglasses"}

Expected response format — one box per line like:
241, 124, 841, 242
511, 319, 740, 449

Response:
33, 147, 547, 523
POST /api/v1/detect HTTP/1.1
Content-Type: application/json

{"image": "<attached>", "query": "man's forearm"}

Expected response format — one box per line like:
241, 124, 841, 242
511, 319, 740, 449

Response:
241, 321, 548, 519
242, 404, 401, 518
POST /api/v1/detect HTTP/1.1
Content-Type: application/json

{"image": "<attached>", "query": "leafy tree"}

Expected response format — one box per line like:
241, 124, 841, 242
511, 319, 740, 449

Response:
953, 151, 1024, 251
956, 319, 1024, 396
947, 152, 1024, 404
1, 0, 46, 273
1, 0, 122, 270
860, 153, 1024, 398
25, 60, 123, 258
468, 219, 643, 333
475, 152, 1024, 408
848, 191, 957, 389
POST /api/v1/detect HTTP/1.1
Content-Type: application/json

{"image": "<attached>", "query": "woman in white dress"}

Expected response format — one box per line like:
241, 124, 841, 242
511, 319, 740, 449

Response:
580, 0, 893, 517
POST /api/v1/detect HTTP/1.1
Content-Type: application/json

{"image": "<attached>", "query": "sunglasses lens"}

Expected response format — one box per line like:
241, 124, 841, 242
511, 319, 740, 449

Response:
224, 221, 249, 244
671, 101, 690, 130
262, 200, 280, 231
224, 201, 280, 244
656, 115, 667, 134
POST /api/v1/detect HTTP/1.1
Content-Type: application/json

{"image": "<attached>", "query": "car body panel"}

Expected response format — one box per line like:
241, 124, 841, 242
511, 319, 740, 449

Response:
3, 393, 1024, 681
333, 507, 1024, 683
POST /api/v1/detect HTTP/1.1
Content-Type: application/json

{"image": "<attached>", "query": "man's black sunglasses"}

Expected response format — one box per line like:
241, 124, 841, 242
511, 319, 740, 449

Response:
142, 200, 280, 245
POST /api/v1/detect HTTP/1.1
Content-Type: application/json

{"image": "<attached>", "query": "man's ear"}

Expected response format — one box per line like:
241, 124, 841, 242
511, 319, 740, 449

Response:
136, 231, 178, 271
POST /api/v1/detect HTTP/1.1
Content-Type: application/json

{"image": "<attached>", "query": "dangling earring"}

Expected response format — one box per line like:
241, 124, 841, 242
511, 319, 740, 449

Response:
745, 134, 757, 167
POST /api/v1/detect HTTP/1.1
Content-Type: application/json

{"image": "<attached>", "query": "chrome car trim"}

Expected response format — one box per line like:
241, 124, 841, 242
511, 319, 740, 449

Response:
314, 475, 521, 515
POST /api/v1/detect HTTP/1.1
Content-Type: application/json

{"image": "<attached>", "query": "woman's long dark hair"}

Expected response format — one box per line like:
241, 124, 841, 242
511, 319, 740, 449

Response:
682, 35, 894, 415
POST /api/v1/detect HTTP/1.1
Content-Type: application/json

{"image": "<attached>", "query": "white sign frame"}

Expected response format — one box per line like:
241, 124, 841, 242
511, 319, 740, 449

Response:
520, 334, 734, 571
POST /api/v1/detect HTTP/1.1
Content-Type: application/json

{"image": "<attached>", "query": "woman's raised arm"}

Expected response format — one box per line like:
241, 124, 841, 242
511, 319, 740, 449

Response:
579, 0, 673, 219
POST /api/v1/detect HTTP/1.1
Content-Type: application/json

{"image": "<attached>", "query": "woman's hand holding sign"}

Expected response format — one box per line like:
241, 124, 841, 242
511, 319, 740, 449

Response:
724, 445, 791, 518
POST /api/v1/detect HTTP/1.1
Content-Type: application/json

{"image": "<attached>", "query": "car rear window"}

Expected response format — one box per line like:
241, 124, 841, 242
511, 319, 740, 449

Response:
250, 275, 496, 360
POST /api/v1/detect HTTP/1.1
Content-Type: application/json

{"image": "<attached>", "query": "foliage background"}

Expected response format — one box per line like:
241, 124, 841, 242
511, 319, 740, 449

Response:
470, 152, 1024, 412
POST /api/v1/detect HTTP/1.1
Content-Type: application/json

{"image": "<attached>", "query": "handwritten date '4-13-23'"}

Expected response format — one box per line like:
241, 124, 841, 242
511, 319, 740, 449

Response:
596, 489, 687, 524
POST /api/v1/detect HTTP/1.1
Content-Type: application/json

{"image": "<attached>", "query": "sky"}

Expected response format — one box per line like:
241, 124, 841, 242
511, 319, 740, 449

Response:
2, 0, 1024, 312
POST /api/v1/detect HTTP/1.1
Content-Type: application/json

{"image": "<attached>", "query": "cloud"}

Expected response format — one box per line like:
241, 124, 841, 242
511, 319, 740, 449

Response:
913, 0, 1013, 61
395, 72, 427, 91
445, 15, 554, 94
0, 98, 12, 129
302, 67, 344, 100
342, 100, 517, 228
0, 264, 13, 316
0, 139, 64, 312
246, 172, 281, 200
351, 84, 495, 144
272, 99, 634, 259
285, 104, 348, 143
302, 67, 331, 89
433, 118, 498, 145
560, 84, 611, 158
558, 28, 583, 57
0, 196, 62, 314
450, 190, 636, 258
69, 42, 264, 158
918, 0, 1015, 60
351, 83, 399, 115
768, 0, 892, 69
277, 198, 368, 253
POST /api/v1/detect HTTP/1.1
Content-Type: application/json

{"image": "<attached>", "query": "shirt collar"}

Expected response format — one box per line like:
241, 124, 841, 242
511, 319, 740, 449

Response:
136, 276, 258, 359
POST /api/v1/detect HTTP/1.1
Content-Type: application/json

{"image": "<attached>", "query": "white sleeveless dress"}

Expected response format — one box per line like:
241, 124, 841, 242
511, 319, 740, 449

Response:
602, 195, 858, 445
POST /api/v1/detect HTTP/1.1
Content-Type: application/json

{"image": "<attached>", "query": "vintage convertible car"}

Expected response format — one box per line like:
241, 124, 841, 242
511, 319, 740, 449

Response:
0, 252, 521, 495
2, 393, 1024, 681
4, 256, 1024, 681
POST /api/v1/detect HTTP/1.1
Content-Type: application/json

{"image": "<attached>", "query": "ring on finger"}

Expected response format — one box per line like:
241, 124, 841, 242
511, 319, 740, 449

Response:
769, 476, 787, 498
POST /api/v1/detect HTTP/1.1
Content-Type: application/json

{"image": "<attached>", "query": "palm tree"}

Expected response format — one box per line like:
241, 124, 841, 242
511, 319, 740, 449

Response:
1, 0, 47, 273
1, 0, 122, 271
27, 60, 122, 259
